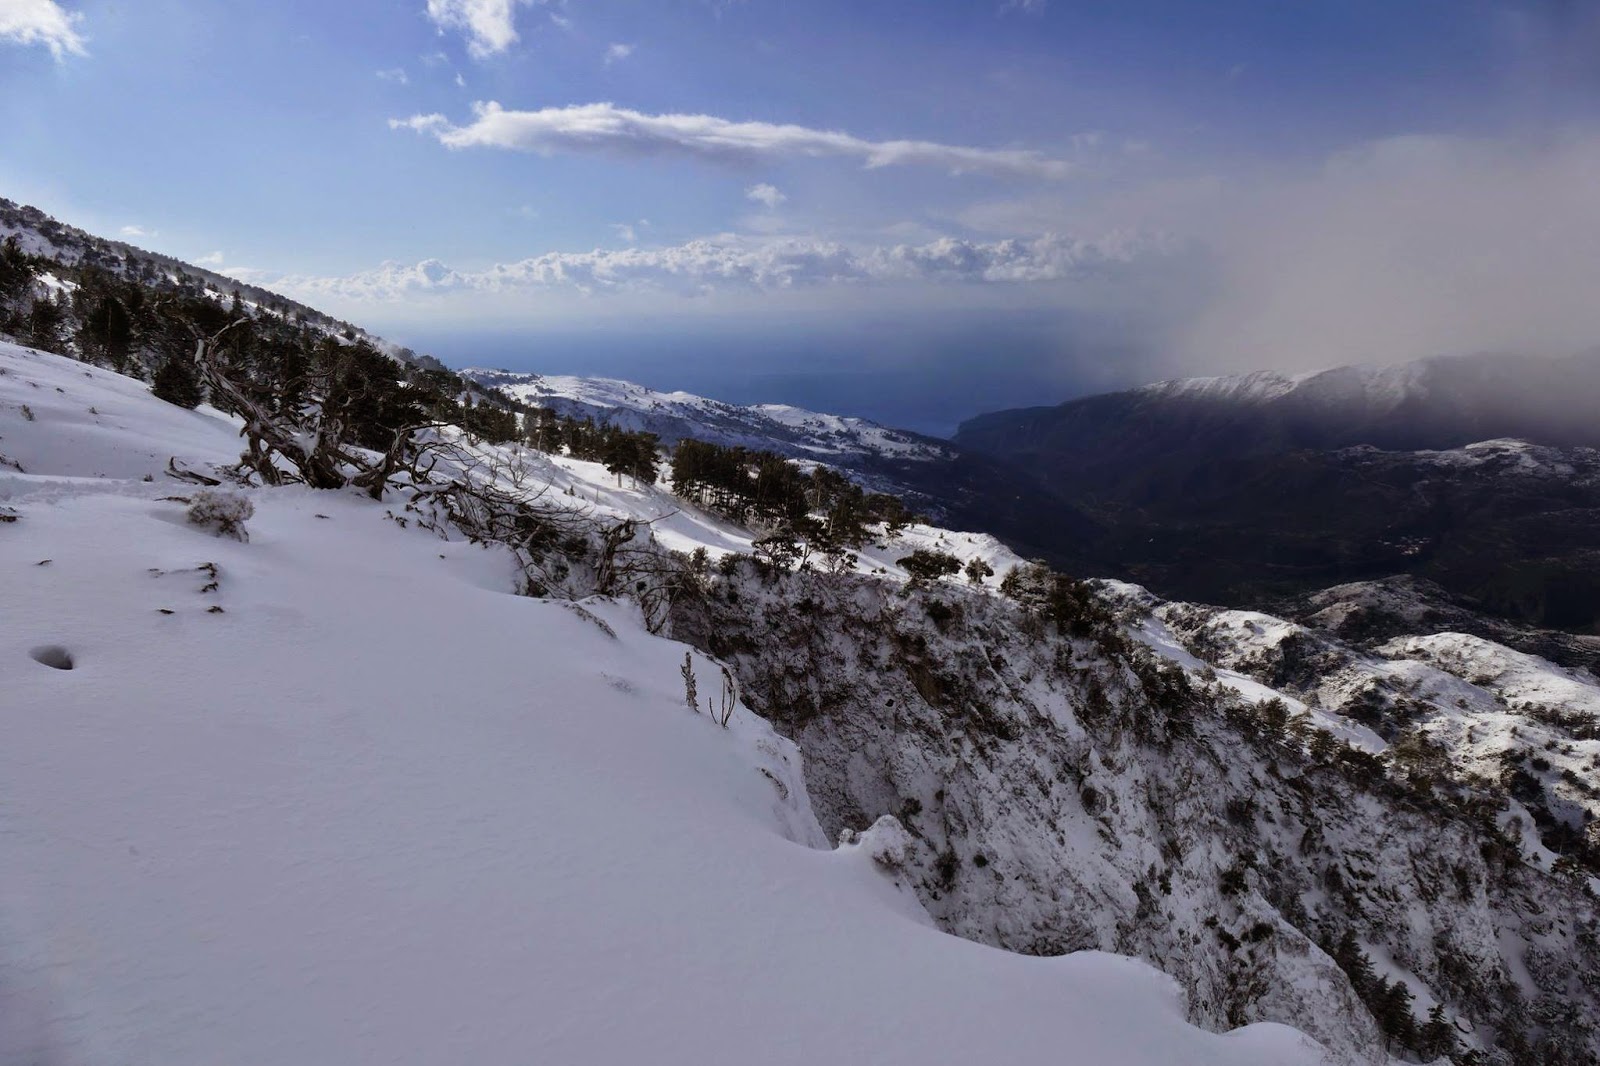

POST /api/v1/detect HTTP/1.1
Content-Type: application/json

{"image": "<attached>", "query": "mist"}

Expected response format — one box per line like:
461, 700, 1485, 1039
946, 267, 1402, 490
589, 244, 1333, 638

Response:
1164, 129, 1600, 376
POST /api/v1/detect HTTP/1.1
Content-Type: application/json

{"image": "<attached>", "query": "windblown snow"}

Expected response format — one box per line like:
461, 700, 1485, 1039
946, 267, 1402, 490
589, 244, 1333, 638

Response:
0, 339, 1329, 1064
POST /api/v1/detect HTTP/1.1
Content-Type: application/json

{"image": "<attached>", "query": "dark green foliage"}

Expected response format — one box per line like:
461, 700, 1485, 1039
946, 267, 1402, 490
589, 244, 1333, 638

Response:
1416, 1003, 1458, 1061
151, 351, 204, 408
999, 562, 1116, 638
667, 436, 914, 563
1327, 928, 1435, 1055
460, 397, 520, 443
0, 236, 34, 302
25, 292, 66, 350
899, 548, 962, 582
313, 337, 423, 451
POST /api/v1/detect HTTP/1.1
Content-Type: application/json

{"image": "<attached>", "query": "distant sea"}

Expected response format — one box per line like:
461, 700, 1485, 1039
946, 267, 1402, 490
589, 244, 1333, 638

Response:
389, 312, 1148, 437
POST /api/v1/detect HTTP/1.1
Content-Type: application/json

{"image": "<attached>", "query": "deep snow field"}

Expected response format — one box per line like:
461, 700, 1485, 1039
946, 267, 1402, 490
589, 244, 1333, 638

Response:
0, 339, 1331, 1064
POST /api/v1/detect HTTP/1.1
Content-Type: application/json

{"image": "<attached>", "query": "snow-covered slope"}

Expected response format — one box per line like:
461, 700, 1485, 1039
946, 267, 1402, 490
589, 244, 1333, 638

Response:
0, 339, 1329, 1065
466, 368, 952, 463
1146, 595, 1600, 873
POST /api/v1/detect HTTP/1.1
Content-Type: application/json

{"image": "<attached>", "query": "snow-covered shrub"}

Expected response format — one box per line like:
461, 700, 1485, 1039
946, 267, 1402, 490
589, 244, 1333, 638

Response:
840, 815, 917, 870
187, 489, 255, 541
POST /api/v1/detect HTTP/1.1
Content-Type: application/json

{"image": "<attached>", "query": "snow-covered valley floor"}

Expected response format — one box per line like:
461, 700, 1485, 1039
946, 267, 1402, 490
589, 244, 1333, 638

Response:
0, 341, 1330, 1064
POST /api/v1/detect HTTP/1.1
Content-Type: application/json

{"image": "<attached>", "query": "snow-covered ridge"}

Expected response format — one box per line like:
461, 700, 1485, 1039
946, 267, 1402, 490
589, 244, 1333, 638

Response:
465, 367, 953, 463
1135, 359, 1432, 409
0, 197, 444, 372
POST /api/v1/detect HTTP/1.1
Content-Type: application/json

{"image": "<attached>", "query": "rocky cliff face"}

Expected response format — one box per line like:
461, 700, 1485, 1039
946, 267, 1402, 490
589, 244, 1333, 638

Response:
668, 563, 1600, 1065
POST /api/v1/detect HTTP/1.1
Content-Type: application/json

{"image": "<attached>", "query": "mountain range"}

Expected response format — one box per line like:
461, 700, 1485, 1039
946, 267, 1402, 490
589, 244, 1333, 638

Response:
4, 198, 1600, 1064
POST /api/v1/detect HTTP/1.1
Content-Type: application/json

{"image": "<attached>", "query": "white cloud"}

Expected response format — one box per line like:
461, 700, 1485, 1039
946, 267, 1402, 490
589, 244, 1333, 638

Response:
1002, 0, 1046, 12
425, 0, 536, 59
745, 183, 787, 209
376, 67, 410, 85
118, 225, 151, 238
265, 230, 1167, 304
0, 0, 86, 59
194, 251, 225, 267
611, 223, 637, 243
603, 42, 634, 65
391, 101, 1077, 179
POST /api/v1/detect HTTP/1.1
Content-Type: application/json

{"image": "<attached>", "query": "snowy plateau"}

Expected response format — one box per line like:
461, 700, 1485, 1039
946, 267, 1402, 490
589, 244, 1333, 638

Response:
0, 339, 1332, 1064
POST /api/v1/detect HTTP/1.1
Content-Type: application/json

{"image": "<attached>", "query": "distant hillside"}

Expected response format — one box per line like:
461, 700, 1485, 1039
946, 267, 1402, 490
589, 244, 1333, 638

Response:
956, 352, 1600, 500
467, 367, 1105, 566
955, 353, 1600, 633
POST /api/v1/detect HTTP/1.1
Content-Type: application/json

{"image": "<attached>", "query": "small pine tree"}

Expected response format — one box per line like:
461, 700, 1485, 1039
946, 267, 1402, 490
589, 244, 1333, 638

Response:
152, 352, 204, 408
1417, 1003, 1456, 1061
964, 556, 994, 585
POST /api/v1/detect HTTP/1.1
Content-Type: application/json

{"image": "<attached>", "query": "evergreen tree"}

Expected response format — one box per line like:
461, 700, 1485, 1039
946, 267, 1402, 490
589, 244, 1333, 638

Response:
0, 236, 34, 302
25, 292, 67, 351
1417, 1003, 1457, 1061
899, 548, 962, 581
152, 352, 205, 408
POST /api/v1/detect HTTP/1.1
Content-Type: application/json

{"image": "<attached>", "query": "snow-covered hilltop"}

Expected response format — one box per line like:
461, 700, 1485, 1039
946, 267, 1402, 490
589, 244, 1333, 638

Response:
466, 366, 952, 459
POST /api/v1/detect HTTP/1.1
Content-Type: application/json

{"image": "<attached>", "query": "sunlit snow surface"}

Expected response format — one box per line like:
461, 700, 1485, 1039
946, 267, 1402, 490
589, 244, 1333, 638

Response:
0, 339, 1328, 1064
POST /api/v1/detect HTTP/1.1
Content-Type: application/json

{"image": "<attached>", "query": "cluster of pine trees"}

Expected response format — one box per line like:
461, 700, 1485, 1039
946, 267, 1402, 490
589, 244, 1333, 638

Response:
1325, 930, 1465, 1062
521, 407, 661, 486
669, 438, 916, 568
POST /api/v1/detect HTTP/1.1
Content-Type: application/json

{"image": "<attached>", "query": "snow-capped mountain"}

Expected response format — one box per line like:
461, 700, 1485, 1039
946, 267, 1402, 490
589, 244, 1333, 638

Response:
11, 333, 1600, 1063
961, 351, 1600, 461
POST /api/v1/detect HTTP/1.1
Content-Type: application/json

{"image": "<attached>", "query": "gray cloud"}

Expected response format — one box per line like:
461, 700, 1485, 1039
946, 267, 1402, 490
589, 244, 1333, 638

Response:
391, 101, 1077, 179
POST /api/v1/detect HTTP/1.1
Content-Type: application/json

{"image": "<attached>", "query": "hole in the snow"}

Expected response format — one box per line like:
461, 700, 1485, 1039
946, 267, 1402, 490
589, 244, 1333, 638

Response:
29, 645, 74, 671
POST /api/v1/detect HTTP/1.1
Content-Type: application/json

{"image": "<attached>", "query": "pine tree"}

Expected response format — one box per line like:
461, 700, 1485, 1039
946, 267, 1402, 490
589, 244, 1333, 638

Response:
0, 236, 34, 302
1417, 1003, 1457, 1060
152, 351, 205, 408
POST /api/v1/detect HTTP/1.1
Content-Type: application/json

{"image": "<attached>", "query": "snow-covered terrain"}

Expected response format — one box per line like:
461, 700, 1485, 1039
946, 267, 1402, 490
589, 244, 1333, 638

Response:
1133, 361, 1429, 410
0, 339, 1332, 1065
466, 367, 952, 463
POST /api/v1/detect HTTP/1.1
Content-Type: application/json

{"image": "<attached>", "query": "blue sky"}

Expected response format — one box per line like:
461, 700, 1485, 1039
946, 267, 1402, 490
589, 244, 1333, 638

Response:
4, 0, 1599, 430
